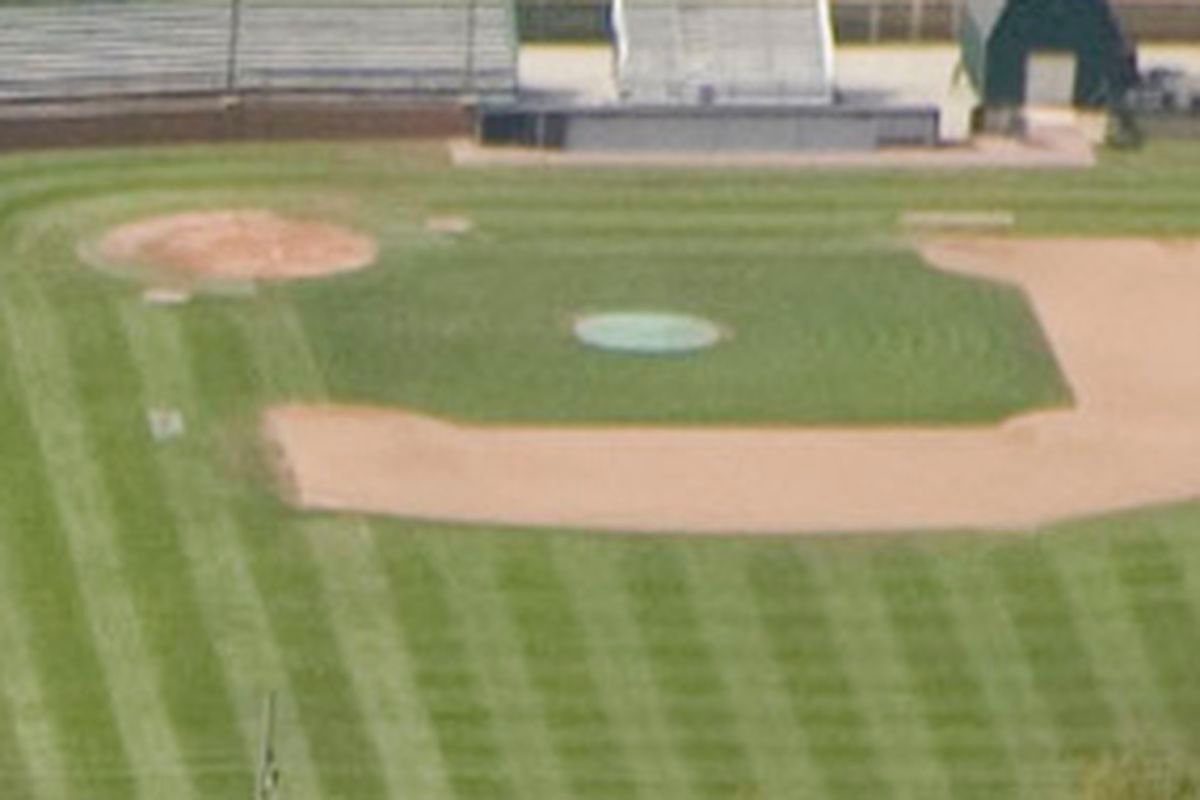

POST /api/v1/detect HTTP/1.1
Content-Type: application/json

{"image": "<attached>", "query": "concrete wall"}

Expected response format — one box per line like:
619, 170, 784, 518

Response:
479, 104, 940, 150
0, 96, 469, 152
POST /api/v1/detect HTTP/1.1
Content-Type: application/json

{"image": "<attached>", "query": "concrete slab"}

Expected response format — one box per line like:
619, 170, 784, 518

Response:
833, 44, 976, 141
517, 43, 977, 141
518, 44, 617, 105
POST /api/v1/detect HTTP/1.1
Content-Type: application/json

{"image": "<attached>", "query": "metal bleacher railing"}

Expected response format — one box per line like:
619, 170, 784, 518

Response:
0, 0, 519, 102
614, 0, 835, 104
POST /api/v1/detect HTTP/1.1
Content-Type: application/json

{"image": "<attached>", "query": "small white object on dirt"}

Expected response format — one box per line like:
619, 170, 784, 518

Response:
142, 287, 192, 306
425, 215, 474, 235
901, 211, 1015, 230
148, 408, 185, 442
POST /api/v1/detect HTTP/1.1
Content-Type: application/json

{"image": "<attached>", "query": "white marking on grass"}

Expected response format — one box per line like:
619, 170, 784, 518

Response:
147, 407, 186, 442
0, 277, 191, 800
117, 302, 323, 800
900, 211, 1015, 230
425, 215, 474, 236
237, 300, 452, 800
142, 288, 192, 306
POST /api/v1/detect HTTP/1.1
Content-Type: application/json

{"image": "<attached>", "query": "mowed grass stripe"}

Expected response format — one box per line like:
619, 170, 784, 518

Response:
548, 539, 693, 796
117, 300, 324, 800
53, 293, 252, 796
0, 273, 195, 800
0, 281, 86, 800
745, 548, 888, 799
621, 547, 759, 800
1108, 528, 1200, 748
872, 547, 1016, 799
1044, 523, 1169, 750
814, 550, 948, 800
990, 541, 1119, 762
936, 545, 1063, 798
0, 573, 45, 800
240, 297, 454, 799
301, 518, 455, 800
179, 304, 389, 800
0, 292, 135, 799
379, 538, 517, 800
427, 537, 573, 800
0, 667, 33, 800
495, 539, 641, 800
685, 547, 822, 800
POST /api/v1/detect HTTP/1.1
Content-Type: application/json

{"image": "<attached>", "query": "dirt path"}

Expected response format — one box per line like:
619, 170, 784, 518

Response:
266, 239, 1200, 533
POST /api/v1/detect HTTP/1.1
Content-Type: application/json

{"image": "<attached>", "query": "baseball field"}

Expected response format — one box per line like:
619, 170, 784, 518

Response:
2, 138, 1200, 800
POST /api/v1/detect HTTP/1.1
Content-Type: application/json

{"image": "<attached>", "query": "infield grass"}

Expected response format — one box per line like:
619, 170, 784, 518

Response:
292, 150, 1073, 424
0, 140, 1197, 800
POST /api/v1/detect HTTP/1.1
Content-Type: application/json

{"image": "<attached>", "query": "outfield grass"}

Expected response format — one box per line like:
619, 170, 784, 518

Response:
0, 140, 1198, 800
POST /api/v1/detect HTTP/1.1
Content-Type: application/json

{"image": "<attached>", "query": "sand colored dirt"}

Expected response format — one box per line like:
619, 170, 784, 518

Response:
266, 238, 1200, 533
96, 209, 376, 281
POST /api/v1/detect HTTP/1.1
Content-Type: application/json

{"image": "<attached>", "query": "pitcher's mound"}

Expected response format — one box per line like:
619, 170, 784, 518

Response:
95, 209, 376, 282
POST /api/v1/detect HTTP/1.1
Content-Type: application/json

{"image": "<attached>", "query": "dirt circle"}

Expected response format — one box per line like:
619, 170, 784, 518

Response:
95, 209, 377, 282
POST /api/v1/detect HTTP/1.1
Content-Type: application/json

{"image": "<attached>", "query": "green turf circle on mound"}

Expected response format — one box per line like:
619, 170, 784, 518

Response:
573, 311, 723, 355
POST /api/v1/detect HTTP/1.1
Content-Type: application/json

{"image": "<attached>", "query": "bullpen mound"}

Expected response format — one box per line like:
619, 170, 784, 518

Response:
95, 209, 376, 282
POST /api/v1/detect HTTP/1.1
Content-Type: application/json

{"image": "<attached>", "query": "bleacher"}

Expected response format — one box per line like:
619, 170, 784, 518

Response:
0, 1, 518, 102
613, 0, 835, 105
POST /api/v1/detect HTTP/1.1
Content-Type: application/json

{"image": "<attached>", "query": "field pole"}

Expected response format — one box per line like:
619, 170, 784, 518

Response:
254, 691, 281, 800
226, 0, 244, 93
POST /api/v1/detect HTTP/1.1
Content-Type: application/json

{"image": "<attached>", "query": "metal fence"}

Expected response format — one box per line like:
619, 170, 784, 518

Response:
0, 0, 519, 102
516, 0, 1200, 43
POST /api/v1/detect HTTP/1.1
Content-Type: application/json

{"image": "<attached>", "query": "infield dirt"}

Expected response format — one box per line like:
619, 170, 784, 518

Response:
267, 238, 1200, 533
96, 209, 376, 282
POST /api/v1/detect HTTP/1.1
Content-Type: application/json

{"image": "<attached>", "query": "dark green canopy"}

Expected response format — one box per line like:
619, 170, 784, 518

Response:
961, 0, 1137, 107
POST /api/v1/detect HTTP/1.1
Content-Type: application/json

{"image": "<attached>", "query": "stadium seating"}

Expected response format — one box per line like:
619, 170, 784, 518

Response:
0, 1, 518, 101
613, 0, 834, 104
